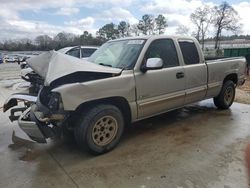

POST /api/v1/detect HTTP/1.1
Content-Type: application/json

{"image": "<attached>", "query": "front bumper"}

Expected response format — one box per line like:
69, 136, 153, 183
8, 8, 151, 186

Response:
4, 93, 67, 143
3, 93, 37, 112
18, 107, 47, 143
18, 104, 67, 143
3, 93, 37, 122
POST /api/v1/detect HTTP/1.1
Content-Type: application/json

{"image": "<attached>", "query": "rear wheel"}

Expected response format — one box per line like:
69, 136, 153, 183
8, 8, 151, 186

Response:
213, 80, 236, 109
74, 104, 124, 155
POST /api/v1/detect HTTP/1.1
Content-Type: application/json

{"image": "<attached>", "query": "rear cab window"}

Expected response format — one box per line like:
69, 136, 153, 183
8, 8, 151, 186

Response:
178, 39, 200, 65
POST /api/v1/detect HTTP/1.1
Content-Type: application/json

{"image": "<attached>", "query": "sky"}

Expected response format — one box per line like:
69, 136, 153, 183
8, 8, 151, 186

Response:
0, 0, 250, 41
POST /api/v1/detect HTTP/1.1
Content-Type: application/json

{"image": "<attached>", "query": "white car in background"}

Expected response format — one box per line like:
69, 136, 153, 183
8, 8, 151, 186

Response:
4, 55, 18, 63
57, 46, 98, 59
21, 46, 98, 69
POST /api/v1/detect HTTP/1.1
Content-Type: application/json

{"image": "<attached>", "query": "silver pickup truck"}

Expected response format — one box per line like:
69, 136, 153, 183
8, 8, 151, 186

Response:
4, 35, 246, 154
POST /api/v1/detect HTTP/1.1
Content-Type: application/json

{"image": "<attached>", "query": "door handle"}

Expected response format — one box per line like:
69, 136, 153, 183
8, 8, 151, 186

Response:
176, 72, 184, 79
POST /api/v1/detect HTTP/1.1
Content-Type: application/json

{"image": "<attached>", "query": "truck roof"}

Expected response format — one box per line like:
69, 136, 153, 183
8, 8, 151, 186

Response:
57, 46, 99, 54
111, 35, 196, 42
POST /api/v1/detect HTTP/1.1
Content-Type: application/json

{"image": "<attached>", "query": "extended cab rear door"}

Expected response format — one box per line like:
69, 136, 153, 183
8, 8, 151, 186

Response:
135, 38, 186, 119
178, 39, 207, 104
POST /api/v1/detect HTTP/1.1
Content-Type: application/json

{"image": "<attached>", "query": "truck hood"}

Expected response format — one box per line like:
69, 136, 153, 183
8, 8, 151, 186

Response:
26, 50, 121, 86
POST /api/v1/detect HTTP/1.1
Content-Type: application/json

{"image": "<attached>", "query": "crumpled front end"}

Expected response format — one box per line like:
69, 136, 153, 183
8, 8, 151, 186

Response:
18, 103, 66, 143
4, 87, 68, 143
4, 51, 122, 143
18, 107, 47, 143
3, 93, 37, 121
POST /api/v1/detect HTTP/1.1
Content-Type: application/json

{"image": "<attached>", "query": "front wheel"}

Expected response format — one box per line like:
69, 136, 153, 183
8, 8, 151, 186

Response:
213, 80, 236, 109
74, 104, 124, 155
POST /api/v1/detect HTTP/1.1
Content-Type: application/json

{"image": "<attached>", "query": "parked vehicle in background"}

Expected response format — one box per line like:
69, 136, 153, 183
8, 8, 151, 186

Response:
4, 55, 16, 63
4, 35, 246, 155
57, 46, 98, 59
20, 46, 98, 69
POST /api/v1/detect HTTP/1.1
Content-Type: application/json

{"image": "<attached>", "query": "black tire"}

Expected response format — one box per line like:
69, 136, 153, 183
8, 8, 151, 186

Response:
213, 80, 236, 109
74, 104, 124, 155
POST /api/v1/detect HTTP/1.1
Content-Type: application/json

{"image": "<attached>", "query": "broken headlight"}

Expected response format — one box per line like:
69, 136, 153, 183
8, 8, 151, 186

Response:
47, 92, 61, 111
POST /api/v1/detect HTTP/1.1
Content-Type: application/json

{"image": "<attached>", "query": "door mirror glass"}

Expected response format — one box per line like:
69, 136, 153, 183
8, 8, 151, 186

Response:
141, 58, 163, 72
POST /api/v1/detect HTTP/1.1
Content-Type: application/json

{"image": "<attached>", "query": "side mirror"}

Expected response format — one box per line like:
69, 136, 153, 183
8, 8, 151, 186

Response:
141, 58, 163, 73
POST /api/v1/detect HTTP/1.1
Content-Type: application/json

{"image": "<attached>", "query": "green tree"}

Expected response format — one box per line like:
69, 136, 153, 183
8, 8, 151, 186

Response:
79, 31, 94, 45
35, 35, 52, 50
138, 14, 155, 35
118, 21, 130, 37
155, 14, 168, 34
0, 42, 3, 50
97, 23, 119, 40
53, 32, 75, 49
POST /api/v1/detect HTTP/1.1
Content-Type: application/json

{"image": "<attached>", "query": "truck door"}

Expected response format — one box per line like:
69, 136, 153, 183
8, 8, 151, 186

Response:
135, 39, 186, 119
178, 39, 207, 104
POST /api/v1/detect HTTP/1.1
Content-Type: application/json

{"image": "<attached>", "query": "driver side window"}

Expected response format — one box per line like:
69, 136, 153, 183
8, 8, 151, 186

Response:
145, 39, 179, 68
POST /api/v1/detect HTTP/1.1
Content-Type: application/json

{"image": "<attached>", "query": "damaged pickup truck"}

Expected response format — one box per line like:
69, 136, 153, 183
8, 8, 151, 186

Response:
4, 35, 246, 154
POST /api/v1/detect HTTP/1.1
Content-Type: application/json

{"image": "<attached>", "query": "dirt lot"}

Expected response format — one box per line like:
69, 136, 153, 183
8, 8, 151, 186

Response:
236, 76, 250, 104
0, 63, 250, 188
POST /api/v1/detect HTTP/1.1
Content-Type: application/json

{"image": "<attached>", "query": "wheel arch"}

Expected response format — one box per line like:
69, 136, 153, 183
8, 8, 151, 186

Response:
223, 73, 238, 85
74, 96, 132, 126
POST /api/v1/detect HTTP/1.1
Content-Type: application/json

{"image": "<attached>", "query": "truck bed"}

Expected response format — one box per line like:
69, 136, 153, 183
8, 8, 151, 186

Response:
205, 56, 245, 62
205, 56, 246, 99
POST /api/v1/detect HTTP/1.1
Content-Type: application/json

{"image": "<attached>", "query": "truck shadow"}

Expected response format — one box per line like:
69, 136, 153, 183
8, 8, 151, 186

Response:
123, 102, 230, 140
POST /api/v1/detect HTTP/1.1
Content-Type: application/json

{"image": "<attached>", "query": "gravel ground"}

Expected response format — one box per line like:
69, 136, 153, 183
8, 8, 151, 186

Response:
236, 76, 250, 105
0, 63, 21, 80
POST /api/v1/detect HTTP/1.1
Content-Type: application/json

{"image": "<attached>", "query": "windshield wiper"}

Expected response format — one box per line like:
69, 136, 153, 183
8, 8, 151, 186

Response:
118, 64, 128, 71
99, 63, 112, 67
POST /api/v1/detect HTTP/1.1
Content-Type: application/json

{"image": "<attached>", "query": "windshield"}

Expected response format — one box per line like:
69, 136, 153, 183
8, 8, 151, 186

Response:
88, 39, 145, 69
